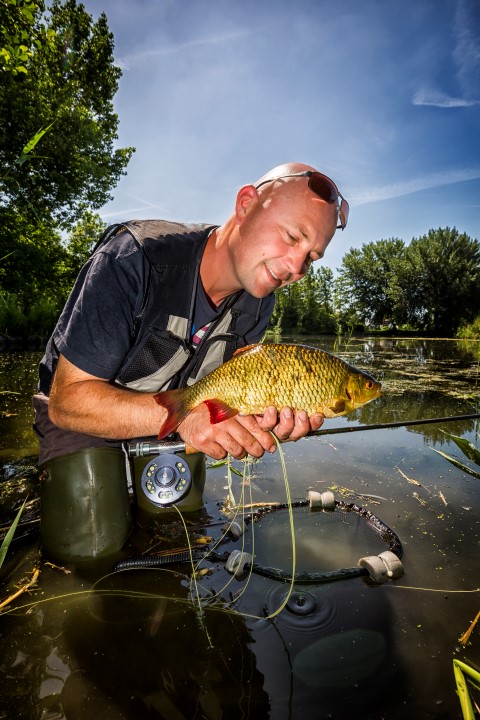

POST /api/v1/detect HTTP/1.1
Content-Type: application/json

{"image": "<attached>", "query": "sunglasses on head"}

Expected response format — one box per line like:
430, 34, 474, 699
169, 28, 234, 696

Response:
254, 170, 349, 230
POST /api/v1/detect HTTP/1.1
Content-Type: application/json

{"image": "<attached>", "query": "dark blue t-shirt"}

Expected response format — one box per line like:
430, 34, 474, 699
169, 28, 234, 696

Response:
38, 229, 274, 395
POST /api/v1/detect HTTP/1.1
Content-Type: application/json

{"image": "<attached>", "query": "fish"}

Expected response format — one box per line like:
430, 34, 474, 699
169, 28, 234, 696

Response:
154, 343, 382, 439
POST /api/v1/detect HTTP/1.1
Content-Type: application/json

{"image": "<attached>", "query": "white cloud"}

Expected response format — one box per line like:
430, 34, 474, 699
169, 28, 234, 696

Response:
351, 168, 480, 206
411, 0, 480, 109
98, 191, 172, 221
116, 28, 259, 70
412, 89, 480, 107
453, 0, 480, 98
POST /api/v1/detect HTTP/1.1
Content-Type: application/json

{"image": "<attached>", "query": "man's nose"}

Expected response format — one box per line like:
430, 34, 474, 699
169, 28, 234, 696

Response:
286, 249, 309, 276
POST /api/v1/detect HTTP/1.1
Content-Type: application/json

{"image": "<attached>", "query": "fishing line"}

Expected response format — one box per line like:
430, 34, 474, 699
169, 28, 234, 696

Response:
225, 453, 237, 508
4, 558, 479, 628
188, 441, 298, 621
172, 503, 209, 639
387, 585, 480, 594
4, 581, 479, 622
225, 459, 257, 607
0, 580, 191, 618
261, 435, 297, 622
189, 456, 254, 607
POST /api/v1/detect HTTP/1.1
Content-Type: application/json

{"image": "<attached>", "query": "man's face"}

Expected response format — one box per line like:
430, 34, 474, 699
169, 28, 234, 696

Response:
231, 179, 338, 298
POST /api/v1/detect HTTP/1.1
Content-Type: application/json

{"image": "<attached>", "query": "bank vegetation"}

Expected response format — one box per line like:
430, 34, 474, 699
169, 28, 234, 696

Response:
1, 2, 479, 346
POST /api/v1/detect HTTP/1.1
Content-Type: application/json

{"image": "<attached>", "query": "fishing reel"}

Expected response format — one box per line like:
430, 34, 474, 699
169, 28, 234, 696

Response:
126, 441, 206, 513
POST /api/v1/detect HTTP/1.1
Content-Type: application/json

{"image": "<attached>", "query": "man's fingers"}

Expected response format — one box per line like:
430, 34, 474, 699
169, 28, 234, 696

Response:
310, 413, 324, 431
179, 406, 324, 459
272, 407, 295, 441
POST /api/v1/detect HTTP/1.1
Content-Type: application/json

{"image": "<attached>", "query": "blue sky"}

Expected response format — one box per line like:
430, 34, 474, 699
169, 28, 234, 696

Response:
84, 0, 480, 273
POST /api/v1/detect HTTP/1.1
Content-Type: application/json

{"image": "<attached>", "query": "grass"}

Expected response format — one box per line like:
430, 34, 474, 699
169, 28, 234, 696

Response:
0, 499, 26, 569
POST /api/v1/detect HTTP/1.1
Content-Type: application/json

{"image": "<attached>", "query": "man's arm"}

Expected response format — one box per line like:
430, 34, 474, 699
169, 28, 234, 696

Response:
49, 354, 324, 459
48, 354, 167, 439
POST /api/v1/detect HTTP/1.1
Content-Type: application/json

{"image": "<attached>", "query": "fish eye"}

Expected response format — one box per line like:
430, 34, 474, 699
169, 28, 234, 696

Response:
365, 380, 374, 390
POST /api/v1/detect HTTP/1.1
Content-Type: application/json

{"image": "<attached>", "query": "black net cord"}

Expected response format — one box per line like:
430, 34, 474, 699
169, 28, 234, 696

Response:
112, 499, 403, 583
250, 499, 403, 559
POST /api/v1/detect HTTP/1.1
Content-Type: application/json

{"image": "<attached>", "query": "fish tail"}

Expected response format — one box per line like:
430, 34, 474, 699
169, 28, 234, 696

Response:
154, 388, 189, 439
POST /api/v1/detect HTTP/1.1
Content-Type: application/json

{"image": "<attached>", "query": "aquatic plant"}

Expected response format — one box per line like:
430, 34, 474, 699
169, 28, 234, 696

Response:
0, 499, 25, 569
431, 432, 480, 480
453, 659, 480, 719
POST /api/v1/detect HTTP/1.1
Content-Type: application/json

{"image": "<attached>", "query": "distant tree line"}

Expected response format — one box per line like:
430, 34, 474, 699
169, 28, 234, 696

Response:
271, 227, 480, 338
1, 2, 479, 344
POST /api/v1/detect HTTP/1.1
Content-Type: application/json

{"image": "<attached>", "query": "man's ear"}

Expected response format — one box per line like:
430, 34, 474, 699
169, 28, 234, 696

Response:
234, 185, 259, 224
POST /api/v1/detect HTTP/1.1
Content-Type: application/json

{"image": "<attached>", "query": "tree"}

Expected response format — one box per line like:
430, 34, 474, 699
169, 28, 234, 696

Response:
335, 238, 405, 327
0, 0, 54, 76
392, 228, 480, 334
0, 206, 67, 305
296, 267, 336, 334
0, 0, 134, 227
270, 282, 300, 333
59, 208, 106, 291
269, 266, 337, 335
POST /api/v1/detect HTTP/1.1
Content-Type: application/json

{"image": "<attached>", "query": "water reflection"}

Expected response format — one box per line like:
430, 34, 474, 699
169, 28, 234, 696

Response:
1, 339, 480, 719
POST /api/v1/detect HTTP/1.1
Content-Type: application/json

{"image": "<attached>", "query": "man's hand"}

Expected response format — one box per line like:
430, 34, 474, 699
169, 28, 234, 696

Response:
257, 405, 324, 442
177, 403, 324, 460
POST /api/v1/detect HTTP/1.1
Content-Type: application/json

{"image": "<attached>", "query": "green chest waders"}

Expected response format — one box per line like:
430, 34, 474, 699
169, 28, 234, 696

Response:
40, 447, 133, 563
40, 446, 206, 563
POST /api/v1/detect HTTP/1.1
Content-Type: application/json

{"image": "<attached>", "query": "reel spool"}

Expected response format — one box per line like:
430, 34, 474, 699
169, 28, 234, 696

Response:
127, 442, 206, 513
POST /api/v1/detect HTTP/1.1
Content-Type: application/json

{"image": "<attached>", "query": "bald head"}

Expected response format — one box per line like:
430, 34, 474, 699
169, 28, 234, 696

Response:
254, 162, 316, 189
203, 161, 343, 303
250, 161, 348, 232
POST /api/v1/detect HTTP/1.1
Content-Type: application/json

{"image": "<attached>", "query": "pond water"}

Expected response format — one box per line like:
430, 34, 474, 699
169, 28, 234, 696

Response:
1, 337, 479, 719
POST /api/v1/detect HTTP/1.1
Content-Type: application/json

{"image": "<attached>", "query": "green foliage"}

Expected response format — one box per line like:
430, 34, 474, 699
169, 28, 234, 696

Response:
0, 0, 54, 76
0, 207, 68, 304
393, 228, 480, 335
431, 431, 480, 480
0, 292, 61, 339
0, 0, 134, 227
0, 499, 26, 568
334, 238, 405, 327
0, 0, 131, 343
0, 208, 106, 340
269, 266, 338, 335
457, 316, 480, 340
335, 228, 480, 336
59, 208, 106, 287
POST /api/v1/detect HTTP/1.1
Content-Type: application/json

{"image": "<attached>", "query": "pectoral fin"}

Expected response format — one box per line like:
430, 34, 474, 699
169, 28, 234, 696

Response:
204, 399, 239, 424
329, 399, 346, 415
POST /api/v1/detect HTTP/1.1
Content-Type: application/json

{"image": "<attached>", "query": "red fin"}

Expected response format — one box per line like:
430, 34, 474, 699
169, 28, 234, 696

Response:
204, 399, 239, 424
154, 388, 188, 439
233, 343, 261, 357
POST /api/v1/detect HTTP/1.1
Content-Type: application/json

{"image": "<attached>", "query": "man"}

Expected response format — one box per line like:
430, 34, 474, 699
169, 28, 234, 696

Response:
33, 161, 348, 561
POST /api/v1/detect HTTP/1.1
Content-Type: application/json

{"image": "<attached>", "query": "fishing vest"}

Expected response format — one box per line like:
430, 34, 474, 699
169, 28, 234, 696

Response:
95, 219, 269, 393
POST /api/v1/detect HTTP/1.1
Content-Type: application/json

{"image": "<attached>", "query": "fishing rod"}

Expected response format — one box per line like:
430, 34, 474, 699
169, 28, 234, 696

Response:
306, 412, 480, 438
126, 412, 480, 456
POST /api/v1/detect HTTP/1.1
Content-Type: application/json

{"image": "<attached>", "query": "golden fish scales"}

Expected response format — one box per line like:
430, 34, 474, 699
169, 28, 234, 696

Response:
184, 344, 375, 417
155, 343, 382, 438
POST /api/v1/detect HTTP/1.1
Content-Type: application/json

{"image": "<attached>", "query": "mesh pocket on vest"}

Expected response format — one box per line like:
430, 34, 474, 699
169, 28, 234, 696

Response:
118, 334, 183, 385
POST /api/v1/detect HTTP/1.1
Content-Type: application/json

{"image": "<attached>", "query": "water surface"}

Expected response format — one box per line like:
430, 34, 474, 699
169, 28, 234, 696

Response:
1, 338, 479, 719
